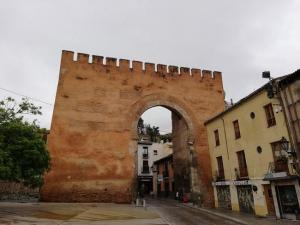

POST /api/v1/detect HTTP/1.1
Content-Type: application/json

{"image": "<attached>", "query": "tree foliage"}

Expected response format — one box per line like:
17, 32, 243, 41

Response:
145, 124, 160, 142
0, 97, 50, 188
137, 118, 144, 135
137, 117, 162, 142
160, 133, 172, 143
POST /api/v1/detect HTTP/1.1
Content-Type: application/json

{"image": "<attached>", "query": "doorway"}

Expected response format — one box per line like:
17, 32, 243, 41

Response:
237, 185, 254, 214
263, 184, 275, 216
276, 185, 300, 219
216, 186, 232, 209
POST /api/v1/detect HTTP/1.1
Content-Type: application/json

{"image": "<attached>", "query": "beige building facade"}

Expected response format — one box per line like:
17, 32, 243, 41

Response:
205, 75, 300, 219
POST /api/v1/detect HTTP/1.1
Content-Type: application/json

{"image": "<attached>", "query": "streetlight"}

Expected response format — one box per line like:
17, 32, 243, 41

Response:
280, 136, 297, 157
262, 71, 272, 80
262, 71, 277, 99
280, 137, 289, 152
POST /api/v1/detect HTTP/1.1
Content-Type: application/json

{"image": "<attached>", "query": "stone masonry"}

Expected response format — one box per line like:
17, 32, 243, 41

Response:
41, 50, 225, 206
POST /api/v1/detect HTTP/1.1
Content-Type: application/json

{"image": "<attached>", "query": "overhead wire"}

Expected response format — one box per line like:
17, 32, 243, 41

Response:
0, 87, 53, 106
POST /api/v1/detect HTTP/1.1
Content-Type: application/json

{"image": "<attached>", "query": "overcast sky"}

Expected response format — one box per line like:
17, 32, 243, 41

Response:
0, 1, 299, 132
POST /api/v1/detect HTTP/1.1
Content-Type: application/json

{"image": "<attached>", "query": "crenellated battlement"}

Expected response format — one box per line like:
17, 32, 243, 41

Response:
61, 50, 222, 80
44, 50, 225, 205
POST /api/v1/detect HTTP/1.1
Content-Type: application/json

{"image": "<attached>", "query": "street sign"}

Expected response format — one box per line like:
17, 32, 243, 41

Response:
212, 181, 230, 186
233, 180, 252, 185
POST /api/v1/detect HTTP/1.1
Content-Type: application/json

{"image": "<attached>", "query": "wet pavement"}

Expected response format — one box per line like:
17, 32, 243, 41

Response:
0, 202, 166, 225
1, 199, 300, 224
149, 199, 241, 225
0, 199, 241, 225
150, 198, 300, 225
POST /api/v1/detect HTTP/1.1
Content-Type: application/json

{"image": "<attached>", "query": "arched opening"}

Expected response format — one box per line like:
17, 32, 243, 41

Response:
133, 102, 199, 201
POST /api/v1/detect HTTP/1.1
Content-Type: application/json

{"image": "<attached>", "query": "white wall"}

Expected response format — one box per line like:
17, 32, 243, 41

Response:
137, 143, 153, 176
137, 141, 173, 176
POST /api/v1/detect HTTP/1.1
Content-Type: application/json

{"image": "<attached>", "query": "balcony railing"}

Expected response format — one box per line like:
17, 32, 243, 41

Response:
275, 159, 289, 173
267, 160, 289, 174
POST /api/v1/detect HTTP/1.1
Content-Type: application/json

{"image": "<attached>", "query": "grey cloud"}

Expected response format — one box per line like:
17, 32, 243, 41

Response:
0, 0, 299, 130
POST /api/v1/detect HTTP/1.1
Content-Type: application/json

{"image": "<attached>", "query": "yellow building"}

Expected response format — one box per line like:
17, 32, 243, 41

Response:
205, 75, 300, 220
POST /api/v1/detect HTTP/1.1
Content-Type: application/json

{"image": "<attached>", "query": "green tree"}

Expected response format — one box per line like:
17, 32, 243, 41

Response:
145, 124, 160, 142
0, 97, 50, 188
137, 118, 144, 134
160, 133, 172, 143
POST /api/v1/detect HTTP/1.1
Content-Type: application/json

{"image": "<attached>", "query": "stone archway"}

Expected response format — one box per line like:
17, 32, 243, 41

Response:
130, 93, 196, 140
129, 94, 201, 201
41, 50, 225, 207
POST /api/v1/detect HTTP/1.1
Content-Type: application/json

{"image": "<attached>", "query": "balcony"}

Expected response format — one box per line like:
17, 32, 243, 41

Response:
274, 159, 289, 173
267, 160, 289, 174
264, 161, 290, 180
142, 153, 148, 159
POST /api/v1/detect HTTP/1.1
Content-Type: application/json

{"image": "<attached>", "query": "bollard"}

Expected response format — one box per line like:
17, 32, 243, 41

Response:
143, 199, 146, 207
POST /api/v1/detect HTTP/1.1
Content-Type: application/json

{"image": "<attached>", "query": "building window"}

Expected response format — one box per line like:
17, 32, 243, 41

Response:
143, 146, 148, 154
233, 120, 241, 139
264, 103, 276, 127
250, 112, 255, 119
214, 129, 220, 146
216, 156, 225, 180
142, 160, 149, 173
142, 146, 148, 158
236, 150, 248, 178
153, 150, 158, 155
271, 141, 288, 172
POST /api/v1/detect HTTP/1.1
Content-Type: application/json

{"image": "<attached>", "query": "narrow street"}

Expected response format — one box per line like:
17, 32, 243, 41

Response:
148, 198, 241, 225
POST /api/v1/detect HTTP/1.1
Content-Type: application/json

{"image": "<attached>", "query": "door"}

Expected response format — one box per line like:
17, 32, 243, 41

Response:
157, 183, 161, 197
165, 181, 170, 197
237, 185, 254, 213
216, 186, 232, 209
263, 184, 275, 216
276, 185, 300, 219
